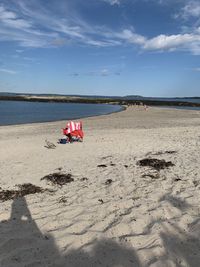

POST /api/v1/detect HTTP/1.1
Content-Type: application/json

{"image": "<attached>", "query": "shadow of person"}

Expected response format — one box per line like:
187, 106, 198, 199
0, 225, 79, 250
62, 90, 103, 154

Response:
0, 197, 142, 267
0, 197, 63, 267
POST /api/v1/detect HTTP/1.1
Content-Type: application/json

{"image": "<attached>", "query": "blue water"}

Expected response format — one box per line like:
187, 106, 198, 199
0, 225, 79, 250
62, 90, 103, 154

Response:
0, 101, 123, 126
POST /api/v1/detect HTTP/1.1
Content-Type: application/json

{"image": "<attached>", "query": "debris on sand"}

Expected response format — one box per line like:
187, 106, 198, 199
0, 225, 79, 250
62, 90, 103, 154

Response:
56, 167, 63, 171
41, 172, 74, 186
165, 150, 177, 154
105, 179, 113, 185
97, 164, 107, 168
58, 196, 68, 203
80, 177, 88, 181
193, 181, 199, 187
101, 155, 112, 160
146, 150, 177, 156
138, 158, 174, 171
98, 199, 104, 204
174, 177, 182, 182
0, 183, 45, 202
44, 139, 56, 149
142, 173, 159, 179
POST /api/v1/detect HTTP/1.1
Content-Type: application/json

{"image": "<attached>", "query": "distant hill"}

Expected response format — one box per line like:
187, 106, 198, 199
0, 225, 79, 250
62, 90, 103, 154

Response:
0, 92, 199, 100
0, 92, 121, 98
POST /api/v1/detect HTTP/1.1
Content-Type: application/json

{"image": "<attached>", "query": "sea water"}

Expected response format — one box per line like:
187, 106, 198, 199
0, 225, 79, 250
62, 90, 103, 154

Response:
0, 101, 122, 126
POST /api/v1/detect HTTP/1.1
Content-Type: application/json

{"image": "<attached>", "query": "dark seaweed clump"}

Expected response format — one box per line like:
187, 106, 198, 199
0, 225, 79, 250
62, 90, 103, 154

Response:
138, 158, 174, 171
97, 164, 107, 168
0, 183, 45, 202
105, 179, 113, 185
41, 172, 74, 186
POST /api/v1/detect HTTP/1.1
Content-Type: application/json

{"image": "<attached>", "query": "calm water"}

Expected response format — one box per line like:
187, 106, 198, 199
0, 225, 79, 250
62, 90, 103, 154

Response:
0, 101, 122, 126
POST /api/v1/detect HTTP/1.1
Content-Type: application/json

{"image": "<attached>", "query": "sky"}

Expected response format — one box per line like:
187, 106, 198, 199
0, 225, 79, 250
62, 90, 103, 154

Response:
0, 0, 200, 97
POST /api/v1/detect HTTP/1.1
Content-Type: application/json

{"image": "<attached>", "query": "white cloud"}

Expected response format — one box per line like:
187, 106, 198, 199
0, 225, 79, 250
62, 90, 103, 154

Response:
143, 33, 200, 51
180, 1, 200, 19
114, 28, 200, 54
0, 68, 17, 74
0, 1, 119, 48
4, 18, 32, 29
16, 49, 24, 53
1, 0, 200, 55
0, 4, 57, 48
193, 67, 200, 71
0, 6, 16, 19
0, 5, 32, 29
101, 69, 109, 76
117, 29, 146, 45
103, 0, 121, 5
70, 67, 121, 77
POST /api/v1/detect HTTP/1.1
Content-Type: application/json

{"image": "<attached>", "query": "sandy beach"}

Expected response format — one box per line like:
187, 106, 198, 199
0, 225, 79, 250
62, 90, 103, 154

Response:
0, 106, 200, 267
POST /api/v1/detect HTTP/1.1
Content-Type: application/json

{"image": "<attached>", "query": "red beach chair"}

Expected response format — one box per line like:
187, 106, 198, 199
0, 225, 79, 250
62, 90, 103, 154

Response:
62, 121, 84, 142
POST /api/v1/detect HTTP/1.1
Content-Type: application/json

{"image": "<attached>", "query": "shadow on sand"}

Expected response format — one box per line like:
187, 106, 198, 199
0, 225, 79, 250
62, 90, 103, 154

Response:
159, 194, 200, 267
141, 193, 200, 267
1, 194, 200, 266
0, 197, 142, 267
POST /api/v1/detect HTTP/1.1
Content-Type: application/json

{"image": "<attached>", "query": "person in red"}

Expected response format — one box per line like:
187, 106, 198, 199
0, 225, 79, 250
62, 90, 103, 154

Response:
62, 121, 84, 142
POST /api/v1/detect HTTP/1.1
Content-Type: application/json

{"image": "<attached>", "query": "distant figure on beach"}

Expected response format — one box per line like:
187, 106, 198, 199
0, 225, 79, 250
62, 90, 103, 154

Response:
140, 102, 143, 108
138, 102, 148, 111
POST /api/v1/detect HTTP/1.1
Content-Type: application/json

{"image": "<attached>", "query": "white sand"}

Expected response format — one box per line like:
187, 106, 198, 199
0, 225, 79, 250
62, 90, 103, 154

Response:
0, 106, 200, 267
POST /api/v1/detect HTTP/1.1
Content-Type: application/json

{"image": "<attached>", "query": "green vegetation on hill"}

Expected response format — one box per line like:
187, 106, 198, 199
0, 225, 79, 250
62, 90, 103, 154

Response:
0, 94, 200, 107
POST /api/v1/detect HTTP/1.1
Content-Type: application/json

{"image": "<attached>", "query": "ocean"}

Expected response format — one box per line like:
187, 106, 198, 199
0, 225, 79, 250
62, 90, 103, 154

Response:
0, 101, 122, 126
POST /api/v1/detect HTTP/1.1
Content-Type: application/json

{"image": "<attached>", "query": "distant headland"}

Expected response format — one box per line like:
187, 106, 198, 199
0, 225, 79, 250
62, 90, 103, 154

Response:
0, 92, 200, 107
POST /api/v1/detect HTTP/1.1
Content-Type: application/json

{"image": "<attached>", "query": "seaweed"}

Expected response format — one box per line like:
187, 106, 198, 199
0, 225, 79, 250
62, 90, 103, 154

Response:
41, 172, 74, 186
105, 179, 113, 185
0, 183, 45, 202
97, 164, 107, 168
138, 158, 174, 171
98, 199, 104, 204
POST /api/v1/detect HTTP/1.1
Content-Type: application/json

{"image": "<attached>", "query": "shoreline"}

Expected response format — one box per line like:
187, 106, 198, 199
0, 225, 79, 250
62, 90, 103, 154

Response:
1, 102, 200, 128
0, 104, 126, 127
1, 105, 200, 129
0, 105, 200, 129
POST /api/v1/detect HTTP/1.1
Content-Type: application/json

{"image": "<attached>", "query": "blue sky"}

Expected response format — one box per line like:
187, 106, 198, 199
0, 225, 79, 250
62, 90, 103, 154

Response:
0, 0, 200, 96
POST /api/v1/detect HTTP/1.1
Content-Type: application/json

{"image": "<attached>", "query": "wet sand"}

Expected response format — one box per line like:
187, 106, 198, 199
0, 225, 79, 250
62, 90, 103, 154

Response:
0, 106, 200, 267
